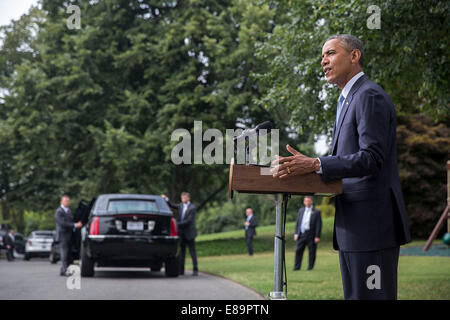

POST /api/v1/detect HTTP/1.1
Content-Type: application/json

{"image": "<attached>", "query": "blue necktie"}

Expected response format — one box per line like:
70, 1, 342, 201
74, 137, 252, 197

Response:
336, 94, 345, 124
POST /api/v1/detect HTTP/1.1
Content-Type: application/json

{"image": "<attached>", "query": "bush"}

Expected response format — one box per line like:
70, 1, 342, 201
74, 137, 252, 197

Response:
23, 211, 55, 237
397, 114, 450, 238
197, 193, 279, 235
315, 197, 335, 218
197, 193, 335, 234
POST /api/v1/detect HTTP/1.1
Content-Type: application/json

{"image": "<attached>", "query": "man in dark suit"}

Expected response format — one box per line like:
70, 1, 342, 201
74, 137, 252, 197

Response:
5, 229, 15, 262
243, 207, 257, 256
293, 196, 322, 270
162, 192, 198, 276
55, 195, 82, 276
271, 34, 411, 299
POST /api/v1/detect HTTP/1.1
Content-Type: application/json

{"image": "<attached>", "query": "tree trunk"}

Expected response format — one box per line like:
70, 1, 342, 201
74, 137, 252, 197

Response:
1, 201, 10, 221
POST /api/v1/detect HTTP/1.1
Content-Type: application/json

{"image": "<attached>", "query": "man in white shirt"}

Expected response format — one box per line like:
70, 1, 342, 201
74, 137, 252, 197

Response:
293, 196, 322, 270
162, 192, 198, 276
243, 207, 258, 256
55, 195, 82, 276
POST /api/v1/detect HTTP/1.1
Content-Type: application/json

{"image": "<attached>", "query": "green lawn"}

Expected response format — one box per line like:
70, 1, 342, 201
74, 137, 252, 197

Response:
185, 218, 450, 300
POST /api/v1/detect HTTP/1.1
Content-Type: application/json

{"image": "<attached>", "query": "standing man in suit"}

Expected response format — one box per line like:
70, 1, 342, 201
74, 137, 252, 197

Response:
5, 229, 15, 262
293, 196, 322, 270
271, 34, 411, 299
162, 192, 198, 276
55, 195, 82, 276
243, 207, 257, 256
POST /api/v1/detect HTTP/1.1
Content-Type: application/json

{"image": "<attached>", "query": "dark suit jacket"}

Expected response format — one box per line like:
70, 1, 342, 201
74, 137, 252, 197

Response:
55, 207, 74, 242
4, 234, 15, 249
294, 207, 322, 240
319, 74, 411, 252
166, 201, 197, 241
244, 215, 258, 238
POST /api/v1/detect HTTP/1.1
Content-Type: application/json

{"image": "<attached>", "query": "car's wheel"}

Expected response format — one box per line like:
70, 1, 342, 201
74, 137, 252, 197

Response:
24, 253, 30, 261
80, 245, 95, 277
164, 256, 179, 277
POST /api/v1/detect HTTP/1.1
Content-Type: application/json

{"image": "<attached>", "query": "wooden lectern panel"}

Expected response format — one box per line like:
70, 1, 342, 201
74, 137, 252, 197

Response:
229, 161, 342, 199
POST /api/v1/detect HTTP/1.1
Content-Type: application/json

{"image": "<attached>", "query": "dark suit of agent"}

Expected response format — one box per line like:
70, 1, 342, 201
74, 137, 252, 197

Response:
162, 192, 198, 276
5, 230, 15, 261
243, 208, 257, 256
55, 195, 82, 276
293, 197, 322, 270
271, 35, 411, 300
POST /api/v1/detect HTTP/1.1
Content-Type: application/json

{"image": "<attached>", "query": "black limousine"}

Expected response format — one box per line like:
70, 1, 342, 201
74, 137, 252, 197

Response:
80, 194, 179, 277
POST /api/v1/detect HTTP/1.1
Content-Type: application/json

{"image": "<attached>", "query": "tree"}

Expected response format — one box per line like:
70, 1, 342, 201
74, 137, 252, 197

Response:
0, 0, 300, 229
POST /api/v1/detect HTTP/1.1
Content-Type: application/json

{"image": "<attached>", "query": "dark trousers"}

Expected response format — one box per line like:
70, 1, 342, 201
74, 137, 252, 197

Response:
179, 237, 198, 274
245, 235, 254, 255
338, 246, 400, 300
59, 239, 71, 275
6, 247, 15, 261
294, 232, 317, 270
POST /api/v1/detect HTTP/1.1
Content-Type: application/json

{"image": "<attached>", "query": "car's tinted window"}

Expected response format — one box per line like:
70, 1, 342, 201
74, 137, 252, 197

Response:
107, 199, 158, 213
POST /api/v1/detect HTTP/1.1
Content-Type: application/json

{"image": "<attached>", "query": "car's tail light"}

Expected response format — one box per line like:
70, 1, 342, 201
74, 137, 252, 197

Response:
90, 216, 100, 235
170, 218, 178, 236
28, 240, 32, 246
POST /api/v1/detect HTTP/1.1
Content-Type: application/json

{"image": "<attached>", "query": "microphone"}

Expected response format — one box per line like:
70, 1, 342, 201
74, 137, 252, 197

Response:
233, 121, 273, 141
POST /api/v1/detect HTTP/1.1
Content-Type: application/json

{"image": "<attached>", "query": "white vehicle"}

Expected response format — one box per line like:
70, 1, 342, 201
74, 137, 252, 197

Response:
24, 230, 55, 260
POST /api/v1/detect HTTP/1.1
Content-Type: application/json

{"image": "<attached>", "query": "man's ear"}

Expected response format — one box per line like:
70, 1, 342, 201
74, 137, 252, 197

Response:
351, 49, 361, 64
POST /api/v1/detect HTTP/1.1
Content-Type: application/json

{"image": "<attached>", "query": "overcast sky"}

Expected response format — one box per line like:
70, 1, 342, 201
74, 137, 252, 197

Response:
0, 0, 38, 27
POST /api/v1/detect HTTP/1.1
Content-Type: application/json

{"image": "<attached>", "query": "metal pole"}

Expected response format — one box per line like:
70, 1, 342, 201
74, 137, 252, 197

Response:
447, 161, 450, 233
269, 193, 286, 300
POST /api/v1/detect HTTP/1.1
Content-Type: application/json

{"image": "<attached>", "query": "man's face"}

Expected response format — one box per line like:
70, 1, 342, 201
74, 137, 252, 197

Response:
304, 197, 313, 207
61, 197, 70, 207
246, 209, 252, 217
321, 39, 355, 88
181, 194, 190, 204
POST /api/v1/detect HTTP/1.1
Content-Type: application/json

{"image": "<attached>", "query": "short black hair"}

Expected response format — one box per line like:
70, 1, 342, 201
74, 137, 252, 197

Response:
326, 34, 364, 67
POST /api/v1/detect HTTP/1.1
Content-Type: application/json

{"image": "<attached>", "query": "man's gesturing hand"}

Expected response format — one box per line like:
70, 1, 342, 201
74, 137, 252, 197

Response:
270, 144, 320, 179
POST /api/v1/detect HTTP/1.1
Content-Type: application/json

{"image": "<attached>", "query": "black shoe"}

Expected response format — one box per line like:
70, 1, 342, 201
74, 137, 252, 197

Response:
307, 268, 313, 271
192, 270, 198, 276
292, 268, 300, 271
60, 270, 73, 277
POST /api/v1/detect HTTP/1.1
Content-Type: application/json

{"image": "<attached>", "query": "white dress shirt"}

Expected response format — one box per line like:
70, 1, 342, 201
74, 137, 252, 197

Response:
300, 206, 313, 233
61, 205, 76, 229
181, 201, 190, 220
245, 214, 253, 230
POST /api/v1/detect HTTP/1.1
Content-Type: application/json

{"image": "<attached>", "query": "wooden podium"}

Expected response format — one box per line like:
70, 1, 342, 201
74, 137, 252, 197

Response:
229, 162, 342, 199
229, 159, 342, 299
